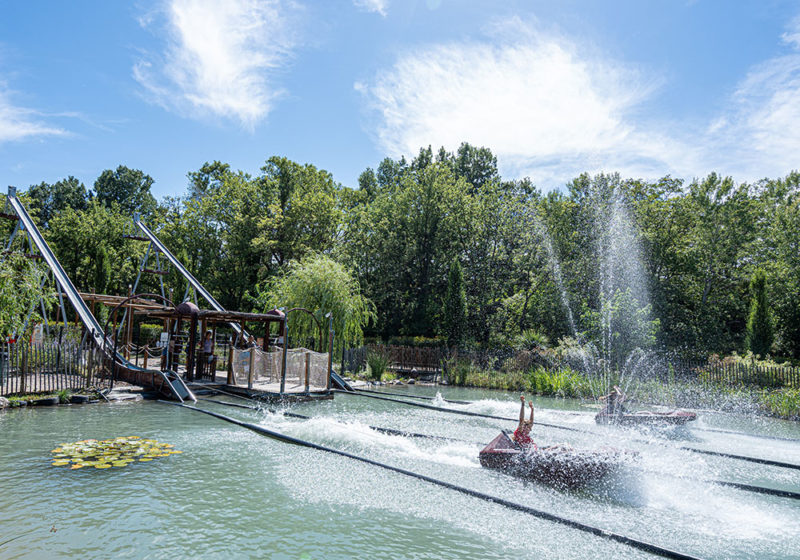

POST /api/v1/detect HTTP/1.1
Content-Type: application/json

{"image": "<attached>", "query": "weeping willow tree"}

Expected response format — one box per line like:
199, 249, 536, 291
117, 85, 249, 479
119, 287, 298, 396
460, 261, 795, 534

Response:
0, 253, 52, 338
256, 253, 375, 352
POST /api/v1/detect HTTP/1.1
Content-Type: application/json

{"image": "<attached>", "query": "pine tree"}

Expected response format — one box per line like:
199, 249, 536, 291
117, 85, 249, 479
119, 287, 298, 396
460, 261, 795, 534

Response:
443, 258, 466, 348
746, 268, 774, 357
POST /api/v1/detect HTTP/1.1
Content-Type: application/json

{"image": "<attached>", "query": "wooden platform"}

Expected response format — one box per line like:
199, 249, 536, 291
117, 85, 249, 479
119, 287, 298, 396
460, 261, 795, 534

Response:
187, 371, 332, 403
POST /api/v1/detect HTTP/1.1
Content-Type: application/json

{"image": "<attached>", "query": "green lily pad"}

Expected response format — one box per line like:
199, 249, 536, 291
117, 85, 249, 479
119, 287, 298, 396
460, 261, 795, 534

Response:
51, 436, 181, 470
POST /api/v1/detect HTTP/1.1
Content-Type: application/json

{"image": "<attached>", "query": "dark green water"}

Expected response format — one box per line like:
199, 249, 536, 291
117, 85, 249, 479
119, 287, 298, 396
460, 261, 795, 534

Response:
1, 387, 799, 559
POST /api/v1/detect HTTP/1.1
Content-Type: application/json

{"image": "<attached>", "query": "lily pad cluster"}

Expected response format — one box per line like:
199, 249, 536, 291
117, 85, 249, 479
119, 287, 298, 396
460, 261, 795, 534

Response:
50, 436, 182, 469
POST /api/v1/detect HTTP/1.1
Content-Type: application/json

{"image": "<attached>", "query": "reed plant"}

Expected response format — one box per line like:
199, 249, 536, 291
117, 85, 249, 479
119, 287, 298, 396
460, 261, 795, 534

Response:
527, 366, 593, 398
759, 388, 800, 419
366, 350, 389, 380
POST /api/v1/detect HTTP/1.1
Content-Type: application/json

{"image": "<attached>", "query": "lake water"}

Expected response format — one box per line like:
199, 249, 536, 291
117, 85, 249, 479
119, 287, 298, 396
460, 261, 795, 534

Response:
1, 386, 799, 559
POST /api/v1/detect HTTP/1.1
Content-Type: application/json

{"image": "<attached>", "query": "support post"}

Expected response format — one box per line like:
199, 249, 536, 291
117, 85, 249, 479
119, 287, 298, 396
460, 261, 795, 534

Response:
186, 313, 197, 381
304, 351, 310, 393
327, 329, 334, 391
247, 347, 255, 390
21, 344, 27, 394
227, 345, 234, 385
280, 319, 288, 394
124, 286, 133, 360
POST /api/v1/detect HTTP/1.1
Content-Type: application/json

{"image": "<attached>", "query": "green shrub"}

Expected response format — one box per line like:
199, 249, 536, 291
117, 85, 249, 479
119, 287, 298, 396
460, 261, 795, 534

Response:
528, 366, 592, 398
512, 328, 549, 350
759, 388, 800, 419
366, 350, 389, 380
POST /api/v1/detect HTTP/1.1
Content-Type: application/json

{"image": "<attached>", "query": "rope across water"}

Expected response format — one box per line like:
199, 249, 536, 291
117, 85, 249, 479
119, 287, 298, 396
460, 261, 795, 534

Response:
334, 390, 800, 471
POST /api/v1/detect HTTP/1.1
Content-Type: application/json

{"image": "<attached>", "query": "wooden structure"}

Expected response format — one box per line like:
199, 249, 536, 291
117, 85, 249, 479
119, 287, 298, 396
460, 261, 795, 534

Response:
137, 304, 333, 399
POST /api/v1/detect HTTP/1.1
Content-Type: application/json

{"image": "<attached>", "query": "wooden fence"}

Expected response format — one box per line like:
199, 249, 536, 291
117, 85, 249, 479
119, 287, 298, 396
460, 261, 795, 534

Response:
667, 359, 800, 388
342, 344, 800, 389
0, 341, 107, 396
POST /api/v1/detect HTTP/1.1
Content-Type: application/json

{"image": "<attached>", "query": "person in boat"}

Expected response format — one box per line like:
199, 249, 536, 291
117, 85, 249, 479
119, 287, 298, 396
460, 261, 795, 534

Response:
513, 394, 536, 449
599, 385, 628, 419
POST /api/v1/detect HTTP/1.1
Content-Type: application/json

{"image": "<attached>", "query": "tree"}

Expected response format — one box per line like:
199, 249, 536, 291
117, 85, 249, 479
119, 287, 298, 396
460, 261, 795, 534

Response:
443, 258, 466, 347
46, 200, 146, 296
187, 161, 231, 199
746, 268, 774, 357
258, 254, 375, 351
0, 253, 51, 337
253, 156, 342, 270
94, 245, 110, 294
94, 165, 157, 217
453, 142, 499, 193
25, 176, 89, 227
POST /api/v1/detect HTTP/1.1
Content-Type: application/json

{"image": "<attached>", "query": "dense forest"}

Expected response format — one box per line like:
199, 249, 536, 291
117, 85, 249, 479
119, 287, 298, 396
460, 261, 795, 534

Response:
6, 143, 800, 359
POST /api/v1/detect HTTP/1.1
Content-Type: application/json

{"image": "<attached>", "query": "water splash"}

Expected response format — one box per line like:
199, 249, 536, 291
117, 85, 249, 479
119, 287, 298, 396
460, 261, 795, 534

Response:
534, 178, 657, 401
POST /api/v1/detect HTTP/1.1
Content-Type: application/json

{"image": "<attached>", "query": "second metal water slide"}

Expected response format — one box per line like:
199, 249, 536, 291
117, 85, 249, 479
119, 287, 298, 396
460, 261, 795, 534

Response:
5, 188, 194, 402
132, 215, 354, 392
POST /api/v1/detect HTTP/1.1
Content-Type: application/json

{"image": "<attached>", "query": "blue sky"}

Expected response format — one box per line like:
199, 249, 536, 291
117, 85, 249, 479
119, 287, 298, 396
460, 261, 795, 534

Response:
1, 0, 799, 199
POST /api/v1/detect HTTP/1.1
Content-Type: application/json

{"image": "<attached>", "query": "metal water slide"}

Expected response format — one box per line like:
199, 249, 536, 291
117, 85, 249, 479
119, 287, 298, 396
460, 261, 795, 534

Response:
132, 216, 354, 392
5, 188, 195, 402
132, 215, 247, 338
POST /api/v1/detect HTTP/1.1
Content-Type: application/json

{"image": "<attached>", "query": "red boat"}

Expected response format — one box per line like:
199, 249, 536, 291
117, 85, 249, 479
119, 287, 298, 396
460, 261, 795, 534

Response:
478, 432, 635, 489
595, 410, 697, 426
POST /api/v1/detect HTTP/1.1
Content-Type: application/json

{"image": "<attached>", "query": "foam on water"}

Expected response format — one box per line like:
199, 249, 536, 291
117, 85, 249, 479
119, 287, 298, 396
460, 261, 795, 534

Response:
258, 413, 481, 469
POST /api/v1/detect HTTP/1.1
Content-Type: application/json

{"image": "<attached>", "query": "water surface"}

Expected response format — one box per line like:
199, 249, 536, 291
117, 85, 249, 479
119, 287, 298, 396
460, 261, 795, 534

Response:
1, 387, 799, 559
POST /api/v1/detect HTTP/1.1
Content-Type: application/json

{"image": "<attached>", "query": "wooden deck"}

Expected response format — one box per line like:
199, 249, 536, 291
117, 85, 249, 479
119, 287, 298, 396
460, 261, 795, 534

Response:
186, 370, 332, 403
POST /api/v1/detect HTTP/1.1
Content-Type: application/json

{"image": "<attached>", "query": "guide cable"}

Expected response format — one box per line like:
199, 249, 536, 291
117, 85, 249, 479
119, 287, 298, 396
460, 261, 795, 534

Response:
334, 390, 800, 471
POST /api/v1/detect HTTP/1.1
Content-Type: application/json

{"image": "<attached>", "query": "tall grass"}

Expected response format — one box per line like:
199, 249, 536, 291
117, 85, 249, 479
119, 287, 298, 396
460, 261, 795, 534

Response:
366, 350, 389, 380
528, 366, 593, 398
760, 388, 800, 419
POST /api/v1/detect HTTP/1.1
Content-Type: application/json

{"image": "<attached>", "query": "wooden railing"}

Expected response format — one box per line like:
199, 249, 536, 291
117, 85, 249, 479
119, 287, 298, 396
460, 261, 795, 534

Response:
0, 340, 107, 396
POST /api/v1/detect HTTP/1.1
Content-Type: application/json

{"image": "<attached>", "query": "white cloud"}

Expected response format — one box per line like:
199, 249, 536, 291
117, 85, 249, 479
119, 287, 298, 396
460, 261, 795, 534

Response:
358, 16, 800, 188
0, 85, 66, 142
134, 0, 301, 128
353, 0, 387, 17
697, 17, 800, 181
781, 16, 800, 49
357, 19, 679, 188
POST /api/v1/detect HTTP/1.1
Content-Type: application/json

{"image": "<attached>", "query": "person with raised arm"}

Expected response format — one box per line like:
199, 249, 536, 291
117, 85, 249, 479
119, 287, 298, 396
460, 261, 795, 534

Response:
513, 394, 536, 449
599, 385, 628, 420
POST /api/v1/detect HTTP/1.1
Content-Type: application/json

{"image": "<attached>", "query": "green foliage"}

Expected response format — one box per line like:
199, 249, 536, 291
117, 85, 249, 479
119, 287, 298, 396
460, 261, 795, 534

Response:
93, 245, 110, 294
745, 268, 774, 357
94, 165, 157, 217
253, 156, 342, 269
366, 350, 389, 380
26, 176, 88, 227
384, 335, 443, 348
443, 258, 466, 347
8, 148, 800, 366
513, 329, 549, 350
759, 388, 800, 419
46, 200, 145, 296
0, 253, 51, 337
258, 253, 375, 351
528, 366, 592, 398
